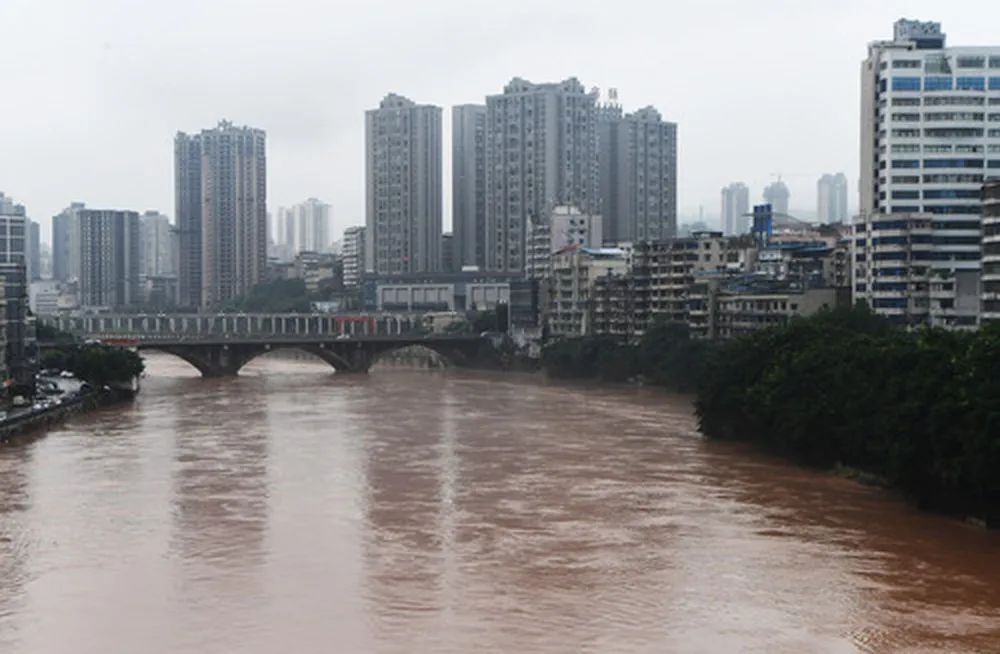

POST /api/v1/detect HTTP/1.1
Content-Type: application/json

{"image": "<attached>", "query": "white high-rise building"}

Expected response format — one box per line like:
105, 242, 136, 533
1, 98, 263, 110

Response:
856, 19, 1000, 328
817, 173, 849, 223
365, 94, 442, 275
721, 183, 750, 235
275, 198, 332, 255
485, 78, 599, 272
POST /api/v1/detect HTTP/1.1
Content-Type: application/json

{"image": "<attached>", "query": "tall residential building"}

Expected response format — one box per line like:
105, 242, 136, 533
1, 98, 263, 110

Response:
365, 94, 442, 275
0, 192, 35, 386
485, 78, 599, 272
817, 173, 849, 223
856, 19, 1000, 326
27, 220, 40, 281
598, 105, 677, 243
452, 104, 487, 270
139, 210, 175, 278
763, 180, 790, 215
721, 182, 750, 236
52, 202, 85, 282
277, 198, 332, 254
175, 120, 267, 310
342, 225, 366, 287
78, 209, 140, 309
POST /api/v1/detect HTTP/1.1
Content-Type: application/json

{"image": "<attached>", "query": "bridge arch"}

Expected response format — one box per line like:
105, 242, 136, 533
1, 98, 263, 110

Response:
140, 343, 360, 378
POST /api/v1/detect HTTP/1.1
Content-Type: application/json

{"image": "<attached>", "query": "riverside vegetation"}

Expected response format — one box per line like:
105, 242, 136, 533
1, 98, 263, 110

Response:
542, 307, 1000, 526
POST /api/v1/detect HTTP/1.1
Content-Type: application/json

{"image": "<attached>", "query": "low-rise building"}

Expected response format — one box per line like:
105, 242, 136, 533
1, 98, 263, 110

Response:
361, 271, 520, 312
853, 213, 932, 327
527, 206, 603, 280
549, 246, 626, 337
713, 279, 838, 339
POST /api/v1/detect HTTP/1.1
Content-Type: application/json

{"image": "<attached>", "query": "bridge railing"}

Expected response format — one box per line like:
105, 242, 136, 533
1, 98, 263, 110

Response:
39, 313, 421, 340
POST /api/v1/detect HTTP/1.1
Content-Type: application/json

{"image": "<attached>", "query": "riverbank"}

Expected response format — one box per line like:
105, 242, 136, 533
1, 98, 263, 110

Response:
0, 387, 137, 445
540, 307, 1000, 528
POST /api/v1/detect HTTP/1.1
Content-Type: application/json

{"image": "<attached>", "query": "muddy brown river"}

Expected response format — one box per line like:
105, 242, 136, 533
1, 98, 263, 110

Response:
1, 354, 998, 653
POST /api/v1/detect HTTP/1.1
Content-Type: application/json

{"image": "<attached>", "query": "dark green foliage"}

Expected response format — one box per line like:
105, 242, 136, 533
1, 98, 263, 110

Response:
542, 320, 710, 387
696, 306, 1000, 524
222, 278, 312, 313
35, 323, 77, 345
41, 345, 145, 386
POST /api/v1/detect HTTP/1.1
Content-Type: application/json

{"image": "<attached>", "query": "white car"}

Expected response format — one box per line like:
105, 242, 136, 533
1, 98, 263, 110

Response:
59, 371, 75, 379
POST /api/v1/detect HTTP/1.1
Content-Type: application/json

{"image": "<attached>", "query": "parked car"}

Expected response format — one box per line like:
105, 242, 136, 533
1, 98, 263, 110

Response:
59, 371, 75, 379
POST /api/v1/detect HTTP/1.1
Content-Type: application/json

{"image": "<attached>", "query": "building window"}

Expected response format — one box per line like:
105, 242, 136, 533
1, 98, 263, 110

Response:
891, 159, 919, 168
956, 56, 986, 69
924, 76, 953, 91
990, 77, 1000, 90
923, 189, 981, 199
956, 76, 986, 91
891, 191, 920, 199
923, 158, 983, 168
892, 77, 921, 91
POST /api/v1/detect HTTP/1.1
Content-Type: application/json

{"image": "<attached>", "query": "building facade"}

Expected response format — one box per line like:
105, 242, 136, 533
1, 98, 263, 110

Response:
27, 220, 40, 282
485, 78, 599, 273
0, 192, 35, 386
365, 94, 442, 275
176, 120, 267, 310
139, 210, 175, 278
52, 202, 85, 282
598, 105, 677, 243
721, 182, 750, 236
78, 209, 141, 310
857, 19, 1000, 327
452, 104, 487, 270
982, 179, 1000, 323
817, 173, 849, 223
526, 206, 604, 281
549, 247, 627, 338
342, 225, 366, 288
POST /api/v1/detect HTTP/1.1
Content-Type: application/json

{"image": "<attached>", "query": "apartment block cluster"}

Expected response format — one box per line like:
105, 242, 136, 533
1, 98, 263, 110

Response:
854, 19, 1000, 330
540, 209, 849, 342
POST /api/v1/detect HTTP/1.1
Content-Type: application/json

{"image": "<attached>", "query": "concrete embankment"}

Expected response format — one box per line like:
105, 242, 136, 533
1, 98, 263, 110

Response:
0, 391, 135, 444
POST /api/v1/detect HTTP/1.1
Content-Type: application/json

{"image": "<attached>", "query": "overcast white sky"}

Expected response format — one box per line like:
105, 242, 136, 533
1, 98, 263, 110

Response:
3, 0, 999, 243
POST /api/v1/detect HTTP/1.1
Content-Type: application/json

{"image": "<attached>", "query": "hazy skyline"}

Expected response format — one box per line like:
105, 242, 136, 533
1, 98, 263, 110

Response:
3, 0, 999, 244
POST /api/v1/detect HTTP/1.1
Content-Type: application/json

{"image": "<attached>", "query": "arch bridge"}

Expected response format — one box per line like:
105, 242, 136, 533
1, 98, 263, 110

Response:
39, 313, 486, 377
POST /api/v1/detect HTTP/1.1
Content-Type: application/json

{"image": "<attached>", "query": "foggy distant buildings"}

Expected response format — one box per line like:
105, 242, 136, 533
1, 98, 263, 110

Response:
484, 78, 599, 272
275, 198, 332, 256
365, 94, 442, 274
721, 182, 750, 236
175, 120, 267, 309
762, 180, 790, 216
598, 105, 677, 242
78, 209, 140, 309
817, 173, 848, 223
452, 104, 487, 270
52, 202, 84, 283
139, 210, 175, 278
